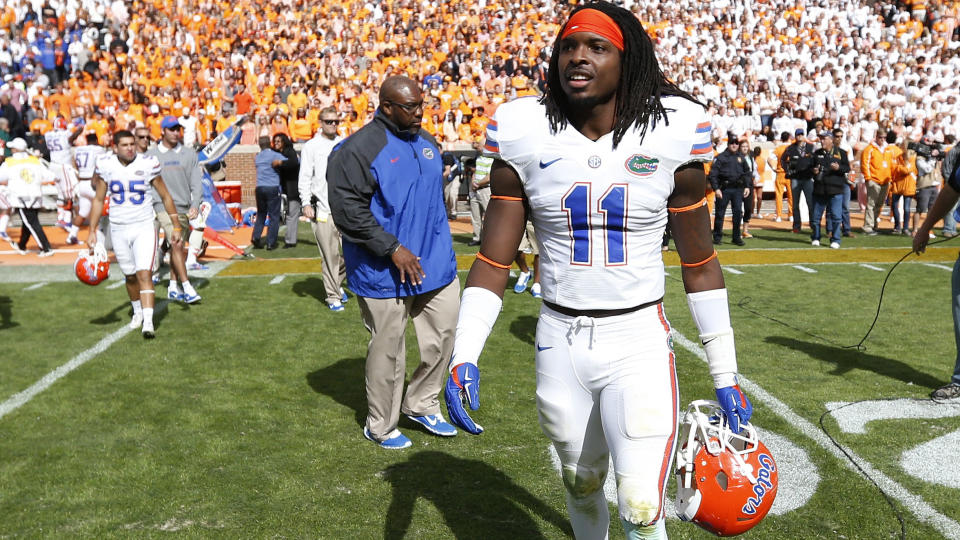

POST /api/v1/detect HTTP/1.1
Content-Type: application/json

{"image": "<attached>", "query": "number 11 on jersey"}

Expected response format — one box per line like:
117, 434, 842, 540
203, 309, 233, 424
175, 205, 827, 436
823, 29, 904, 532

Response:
561, 182, 628, 266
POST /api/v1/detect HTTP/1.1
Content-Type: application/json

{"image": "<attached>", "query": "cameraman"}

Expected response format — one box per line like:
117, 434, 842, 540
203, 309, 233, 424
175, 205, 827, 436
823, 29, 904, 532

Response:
914, 134, 943, 236
782, 128, 816, 233
811, 131, 850, 248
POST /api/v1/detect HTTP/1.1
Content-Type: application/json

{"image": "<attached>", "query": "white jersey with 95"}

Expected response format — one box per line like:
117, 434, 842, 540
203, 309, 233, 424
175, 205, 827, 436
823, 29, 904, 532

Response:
484, 96, 713, 310
95, 153, 162, 226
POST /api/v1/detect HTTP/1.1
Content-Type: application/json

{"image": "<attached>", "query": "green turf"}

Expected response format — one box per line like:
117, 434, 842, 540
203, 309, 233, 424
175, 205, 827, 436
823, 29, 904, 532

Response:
1, 244, 958, 538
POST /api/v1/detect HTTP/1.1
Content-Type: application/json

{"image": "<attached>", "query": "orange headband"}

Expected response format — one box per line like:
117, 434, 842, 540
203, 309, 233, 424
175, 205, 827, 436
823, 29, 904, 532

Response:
561, 9, 625, 52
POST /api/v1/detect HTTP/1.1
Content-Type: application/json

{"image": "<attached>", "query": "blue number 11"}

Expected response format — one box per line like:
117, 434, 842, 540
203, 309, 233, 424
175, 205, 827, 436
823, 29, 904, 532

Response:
561, 183, 628, 266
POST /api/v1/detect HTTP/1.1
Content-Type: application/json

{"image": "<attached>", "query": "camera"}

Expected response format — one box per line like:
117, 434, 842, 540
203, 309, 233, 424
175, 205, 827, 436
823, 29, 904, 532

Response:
908, 140, 943, 160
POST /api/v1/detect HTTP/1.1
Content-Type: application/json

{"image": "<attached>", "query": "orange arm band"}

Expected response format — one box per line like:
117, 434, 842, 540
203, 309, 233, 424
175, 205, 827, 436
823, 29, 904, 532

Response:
491, 195, 523, 201
476, 252, 512, 269
680, 250, 718, 268
668, 197, 707, 213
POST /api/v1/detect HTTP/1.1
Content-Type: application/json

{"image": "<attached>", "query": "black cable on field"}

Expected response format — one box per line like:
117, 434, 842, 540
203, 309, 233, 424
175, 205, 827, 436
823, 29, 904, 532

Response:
724, 234, 959, 352
819, 399, 907, 540
845, 233, 957, 351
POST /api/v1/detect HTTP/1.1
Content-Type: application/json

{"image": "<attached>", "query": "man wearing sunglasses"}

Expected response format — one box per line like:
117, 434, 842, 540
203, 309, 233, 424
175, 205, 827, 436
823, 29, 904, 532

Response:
299, 107, 348, 311
329, 76, 460, 450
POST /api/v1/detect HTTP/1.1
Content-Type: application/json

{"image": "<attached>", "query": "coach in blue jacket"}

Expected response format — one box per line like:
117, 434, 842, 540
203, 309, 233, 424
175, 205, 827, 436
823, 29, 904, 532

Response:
328, 76, 460, 449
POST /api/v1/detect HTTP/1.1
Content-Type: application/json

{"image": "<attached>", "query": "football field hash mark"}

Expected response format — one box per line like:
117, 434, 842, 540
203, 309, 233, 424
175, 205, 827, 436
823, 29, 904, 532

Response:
269, 275, 286, 285
860, 264, 885, 272
22, 282, 47, 291
0, 301, 169, 421
724, 267, 744, 275
792, 265, 817, 273
670, 330, 960, 539
923, 263, 953, 271
107, 280, 125, 289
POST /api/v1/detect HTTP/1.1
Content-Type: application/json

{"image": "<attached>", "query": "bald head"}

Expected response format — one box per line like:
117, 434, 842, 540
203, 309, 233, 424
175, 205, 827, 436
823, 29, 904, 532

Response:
379, 76, 419, 103
379, 76, 424, 135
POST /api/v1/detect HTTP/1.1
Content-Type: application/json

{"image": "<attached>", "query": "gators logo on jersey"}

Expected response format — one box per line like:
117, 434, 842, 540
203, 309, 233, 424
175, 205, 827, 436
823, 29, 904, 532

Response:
625, 154, 659, 177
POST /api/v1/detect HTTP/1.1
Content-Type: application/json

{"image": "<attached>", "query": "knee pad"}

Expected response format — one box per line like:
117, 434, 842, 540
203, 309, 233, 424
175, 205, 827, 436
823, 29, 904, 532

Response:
617, 475, 663, 527
561, 462, 608, 499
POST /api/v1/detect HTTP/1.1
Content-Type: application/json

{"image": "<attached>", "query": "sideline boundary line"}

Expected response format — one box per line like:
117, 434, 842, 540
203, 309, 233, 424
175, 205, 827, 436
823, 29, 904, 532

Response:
671, 330, 960, 539
0, 301, 168, 421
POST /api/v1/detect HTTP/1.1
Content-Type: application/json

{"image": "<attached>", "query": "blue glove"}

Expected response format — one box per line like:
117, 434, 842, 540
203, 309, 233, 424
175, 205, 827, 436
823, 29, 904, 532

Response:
715, 385, 753, 434
444, 363, 484, 434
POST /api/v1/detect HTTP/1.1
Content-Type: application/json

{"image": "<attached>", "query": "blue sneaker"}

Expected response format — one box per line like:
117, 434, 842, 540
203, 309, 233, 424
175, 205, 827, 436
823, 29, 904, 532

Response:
513, 271, 531, 294
187, 262, 209, 271
530, 283, 542, 299
328, 302, 345, 312
363, 427, 412, 449
340, 288, 349, 304
181, 291, 202, 304
167, 290, 182, 302
407, 413, 458, 437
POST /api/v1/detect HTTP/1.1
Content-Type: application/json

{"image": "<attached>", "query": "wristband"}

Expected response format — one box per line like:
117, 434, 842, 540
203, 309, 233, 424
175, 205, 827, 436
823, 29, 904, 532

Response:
687, 289, 738, 388
450, 287, 503, 370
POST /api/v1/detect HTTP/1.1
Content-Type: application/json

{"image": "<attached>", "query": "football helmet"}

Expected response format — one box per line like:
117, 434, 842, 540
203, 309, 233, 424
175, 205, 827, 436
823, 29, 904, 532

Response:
675, 400, 778, 537
54, 116, 68, 130
75, 244, 110, 286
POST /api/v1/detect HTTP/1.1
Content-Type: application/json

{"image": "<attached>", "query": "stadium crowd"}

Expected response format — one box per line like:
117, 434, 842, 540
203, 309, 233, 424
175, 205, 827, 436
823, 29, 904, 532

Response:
1, 0, 960, 242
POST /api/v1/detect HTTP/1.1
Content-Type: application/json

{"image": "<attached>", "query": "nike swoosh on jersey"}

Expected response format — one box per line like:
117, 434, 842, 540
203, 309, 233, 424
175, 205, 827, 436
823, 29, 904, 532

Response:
390, 157, 400, 163
536, 343, 553, 352
539, 158, 561, 169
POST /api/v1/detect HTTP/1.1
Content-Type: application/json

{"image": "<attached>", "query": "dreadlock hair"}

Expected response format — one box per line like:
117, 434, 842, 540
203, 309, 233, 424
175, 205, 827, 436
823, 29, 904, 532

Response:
541, 1, 701, 149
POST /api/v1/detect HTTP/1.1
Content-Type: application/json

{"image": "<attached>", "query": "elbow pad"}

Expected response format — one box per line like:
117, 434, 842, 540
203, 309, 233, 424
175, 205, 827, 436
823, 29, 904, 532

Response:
450, 286, 503, 370
686, 289, 738, 388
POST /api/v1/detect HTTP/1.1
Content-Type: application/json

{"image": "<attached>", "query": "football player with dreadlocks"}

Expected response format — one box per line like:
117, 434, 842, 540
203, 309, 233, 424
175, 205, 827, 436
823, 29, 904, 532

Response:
444, 2, 754, 538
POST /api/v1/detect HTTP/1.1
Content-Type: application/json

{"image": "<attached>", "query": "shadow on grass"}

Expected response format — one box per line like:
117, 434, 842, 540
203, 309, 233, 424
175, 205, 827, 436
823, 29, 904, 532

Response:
0, 296, 18, 329
89, 288, 192, 328
306, 357, 367, 426
765, 336, 943, 389
509, 315, 537, 346
292, 276, 326, 304
383, 450, 571, 540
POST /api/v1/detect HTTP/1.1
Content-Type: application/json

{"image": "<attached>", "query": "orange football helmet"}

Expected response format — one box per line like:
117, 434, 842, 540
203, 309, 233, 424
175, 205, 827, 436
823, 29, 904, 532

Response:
675, 400, 778, 537
75, 244, 110, 286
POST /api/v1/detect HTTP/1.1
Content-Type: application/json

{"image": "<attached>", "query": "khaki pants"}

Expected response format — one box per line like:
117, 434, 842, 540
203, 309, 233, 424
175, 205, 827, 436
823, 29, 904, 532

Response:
310, 216, 346, 305
358, 278, 460, 441
863, 180, 889, 233
469, 187, 490, 241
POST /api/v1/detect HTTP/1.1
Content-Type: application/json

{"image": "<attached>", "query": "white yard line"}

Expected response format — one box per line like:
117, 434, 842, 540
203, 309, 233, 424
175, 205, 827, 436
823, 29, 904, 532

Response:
269, 275, 286, 285
923, 263, 954, 271
792, 265, 817, 273
0, 301, 168, 421
670, 330, 960, 539
860, 264, 885, 272
724, 267, 744, 275
22, 282, 47, 291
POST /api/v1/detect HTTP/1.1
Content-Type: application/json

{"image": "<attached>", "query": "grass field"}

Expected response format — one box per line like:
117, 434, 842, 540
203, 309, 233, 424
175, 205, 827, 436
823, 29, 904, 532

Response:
2, 225, 960, 539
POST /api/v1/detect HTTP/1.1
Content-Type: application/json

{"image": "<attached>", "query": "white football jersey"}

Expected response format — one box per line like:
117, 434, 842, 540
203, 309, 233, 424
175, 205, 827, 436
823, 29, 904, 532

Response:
44, 129, 75, 165
74, 145, 106, 179
485, 96, 713, 310
95, 153, 162, 226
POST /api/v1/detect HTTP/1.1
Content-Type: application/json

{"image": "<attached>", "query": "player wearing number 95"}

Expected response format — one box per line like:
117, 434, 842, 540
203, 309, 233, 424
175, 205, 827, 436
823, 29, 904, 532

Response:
86, 131, 181, 339
444, 3, 753, 539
